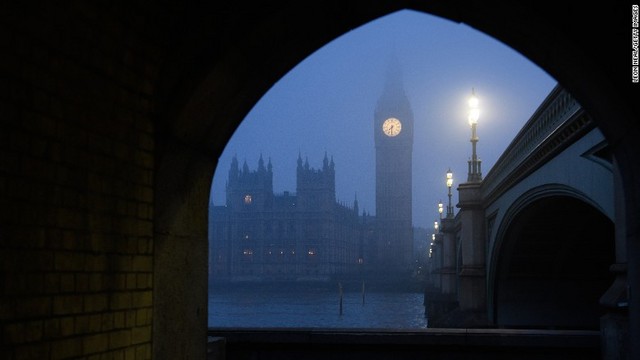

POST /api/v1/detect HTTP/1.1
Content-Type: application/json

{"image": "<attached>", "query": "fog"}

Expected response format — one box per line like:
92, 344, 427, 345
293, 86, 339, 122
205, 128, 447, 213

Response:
209, 9, 557, 230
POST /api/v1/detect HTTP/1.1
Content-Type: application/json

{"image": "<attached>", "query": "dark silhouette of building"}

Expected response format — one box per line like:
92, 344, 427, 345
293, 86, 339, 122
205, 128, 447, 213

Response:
209, 153, 372, 282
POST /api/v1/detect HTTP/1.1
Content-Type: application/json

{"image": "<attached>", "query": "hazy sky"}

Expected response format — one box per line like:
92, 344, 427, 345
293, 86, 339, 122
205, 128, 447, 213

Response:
209, 9, 557, 230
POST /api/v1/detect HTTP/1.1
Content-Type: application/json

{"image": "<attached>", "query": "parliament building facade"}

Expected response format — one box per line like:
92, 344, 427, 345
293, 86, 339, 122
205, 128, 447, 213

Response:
209, 56, 415, 282
209, 153, 374, 281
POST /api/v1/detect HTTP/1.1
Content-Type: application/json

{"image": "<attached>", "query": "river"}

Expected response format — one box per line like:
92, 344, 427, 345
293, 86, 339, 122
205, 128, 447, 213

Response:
208, 282, 428, 329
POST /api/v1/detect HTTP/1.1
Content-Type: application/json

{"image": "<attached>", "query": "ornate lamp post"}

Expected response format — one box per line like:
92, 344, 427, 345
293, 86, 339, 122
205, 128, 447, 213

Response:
455, 89, 487, 312
429, 233, 435, 258
438, 201, 443, 220
446, 168, 454, 218
467, 89, 482, 182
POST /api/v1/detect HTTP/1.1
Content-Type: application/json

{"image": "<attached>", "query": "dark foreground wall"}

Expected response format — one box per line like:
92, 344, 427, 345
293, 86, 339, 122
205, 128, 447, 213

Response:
208, 329, 601, 360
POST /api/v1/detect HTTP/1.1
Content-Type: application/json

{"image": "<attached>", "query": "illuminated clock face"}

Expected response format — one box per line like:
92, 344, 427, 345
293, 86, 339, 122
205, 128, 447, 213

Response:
382, 117, 402, 137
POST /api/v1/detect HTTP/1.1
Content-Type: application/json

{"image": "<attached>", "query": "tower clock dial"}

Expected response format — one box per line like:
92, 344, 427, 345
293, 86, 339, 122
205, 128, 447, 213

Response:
382, 117, 402, 137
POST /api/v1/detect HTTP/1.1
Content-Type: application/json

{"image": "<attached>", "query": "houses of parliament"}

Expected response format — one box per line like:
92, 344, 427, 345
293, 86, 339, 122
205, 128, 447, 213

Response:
209, 153, 374, 281
209, 57, 415, 282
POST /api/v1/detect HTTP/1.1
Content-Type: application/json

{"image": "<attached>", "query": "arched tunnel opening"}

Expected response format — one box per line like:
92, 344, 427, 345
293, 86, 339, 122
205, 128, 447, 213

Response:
494, 195, 614, 329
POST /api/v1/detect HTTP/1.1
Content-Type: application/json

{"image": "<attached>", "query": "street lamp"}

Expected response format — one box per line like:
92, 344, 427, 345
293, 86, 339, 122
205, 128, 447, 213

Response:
429, 233, 435, 258
467, 88, 482, 182
438, 201, 443, 220
446, 168, 454, 218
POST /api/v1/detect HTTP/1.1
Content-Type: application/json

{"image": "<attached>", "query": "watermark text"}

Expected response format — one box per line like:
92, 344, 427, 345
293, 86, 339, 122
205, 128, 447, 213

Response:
633, 5, 639, 82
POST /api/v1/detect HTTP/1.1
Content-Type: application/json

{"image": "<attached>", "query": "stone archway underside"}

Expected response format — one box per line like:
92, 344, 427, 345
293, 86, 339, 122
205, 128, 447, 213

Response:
495, 196, 614, 329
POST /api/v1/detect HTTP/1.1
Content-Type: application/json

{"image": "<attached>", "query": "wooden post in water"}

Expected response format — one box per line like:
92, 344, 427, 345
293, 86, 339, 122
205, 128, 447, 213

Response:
339, 282, 343, 315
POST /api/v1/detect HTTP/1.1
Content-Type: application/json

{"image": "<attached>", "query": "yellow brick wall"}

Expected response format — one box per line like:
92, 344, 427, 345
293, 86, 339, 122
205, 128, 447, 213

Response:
0, 3, 159, 359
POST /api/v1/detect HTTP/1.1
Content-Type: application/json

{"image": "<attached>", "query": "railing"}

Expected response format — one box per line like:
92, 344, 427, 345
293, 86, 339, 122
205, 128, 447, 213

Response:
207, 336, 226, 360
207, 328, 600, 360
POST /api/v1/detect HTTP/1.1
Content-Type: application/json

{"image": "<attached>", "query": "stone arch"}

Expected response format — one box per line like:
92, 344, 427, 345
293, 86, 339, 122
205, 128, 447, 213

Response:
489, 184, 614, 329
1, 3, 638, 360
147, 2, 638, 358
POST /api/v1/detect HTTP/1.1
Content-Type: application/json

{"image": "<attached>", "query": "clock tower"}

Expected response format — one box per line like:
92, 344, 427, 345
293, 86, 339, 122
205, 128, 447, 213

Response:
373, 55, 414, 274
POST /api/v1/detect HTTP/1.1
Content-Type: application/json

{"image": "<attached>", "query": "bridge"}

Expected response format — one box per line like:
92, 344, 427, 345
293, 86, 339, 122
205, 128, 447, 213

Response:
426, 85, 621, 333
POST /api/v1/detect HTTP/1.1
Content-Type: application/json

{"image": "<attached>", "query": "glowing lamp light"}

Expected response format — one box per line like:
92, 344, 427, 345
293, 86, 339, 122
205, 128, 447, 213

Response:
445, 168, 455, 218
468, 90, 480, 125
468, 109, 479, 125
468, 93, 479, 108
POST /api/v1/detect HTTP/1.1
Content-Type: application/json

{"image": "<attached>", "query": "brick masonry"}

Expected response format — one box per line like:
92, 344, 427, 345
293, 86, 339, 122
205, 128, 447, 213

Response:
1, 3, 159, 359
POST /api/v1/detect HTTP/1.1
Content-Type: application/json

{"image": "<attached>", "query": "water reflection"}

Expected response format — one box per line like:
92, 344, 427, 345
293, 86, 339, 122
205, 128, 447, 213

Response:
208, 285, 428, 329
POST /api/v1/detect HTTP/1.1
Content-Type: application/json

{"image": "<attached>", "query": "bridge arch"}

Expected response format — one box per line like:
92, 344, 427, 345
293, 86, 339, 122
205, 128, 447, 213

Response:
489, 185, 614, 329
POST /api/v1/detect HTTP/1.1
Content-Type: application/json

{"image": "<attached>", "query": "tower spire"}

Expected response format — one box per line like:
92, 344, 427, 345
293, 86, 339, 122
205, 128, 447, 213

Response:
373, 46, 415, 273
